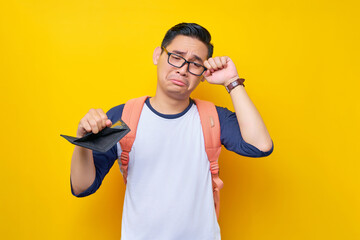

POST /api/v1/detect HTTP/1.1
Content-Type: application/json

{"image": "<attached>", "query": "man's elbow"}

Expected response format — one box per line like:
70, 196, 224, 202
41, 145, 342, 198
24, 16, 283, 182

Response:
258, 140, 274, 153
71, 182, 86, 197
70, 178, 94, 197
72, 186, 83, 196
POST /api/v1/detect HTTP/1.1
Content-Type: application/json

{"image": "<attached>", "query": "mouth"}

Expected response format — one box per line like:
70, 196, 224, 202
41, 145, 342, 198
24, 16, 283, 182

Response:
169, 78, 188, 87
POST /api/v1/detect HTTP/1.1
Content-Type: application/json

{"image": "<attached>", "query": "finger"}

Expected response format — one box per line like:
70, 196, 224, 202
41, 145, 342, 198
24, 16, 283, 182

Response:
220, 56, 228, 66
213, 57, 224, 69
203, 60, 211, 70
203, 69, 211, 77
87, 115, 100, 134
79, 117, 92, 134
207, 58, 218, 70
96, 108, 108, 128
106, 119, 112, 127
203, 61, 216, 74
89, 108, 105, 131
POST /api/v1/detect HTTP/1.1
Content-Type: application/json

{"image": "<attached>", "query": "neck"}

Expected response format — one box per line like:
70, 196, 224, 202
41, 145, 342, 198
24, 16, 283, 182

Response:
150, 93, 191, 115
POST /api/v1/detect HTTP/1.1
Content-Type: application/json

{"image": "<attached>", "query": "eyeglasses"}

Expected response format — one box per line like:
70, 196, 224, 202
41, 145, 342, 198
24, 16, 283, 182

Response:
162, 47, 207, 76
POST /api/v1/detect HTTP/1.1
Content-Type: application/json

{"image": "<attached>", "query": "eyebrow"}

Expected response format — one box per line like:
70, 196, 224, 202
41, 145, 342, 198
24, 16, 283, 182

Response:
172, 50, 203, 62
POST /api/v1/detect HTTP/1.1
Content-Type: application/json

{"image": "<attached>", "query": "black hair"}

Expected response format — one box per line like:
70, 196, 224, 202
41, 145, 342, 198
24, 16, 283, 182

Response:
161, 22, 213, 59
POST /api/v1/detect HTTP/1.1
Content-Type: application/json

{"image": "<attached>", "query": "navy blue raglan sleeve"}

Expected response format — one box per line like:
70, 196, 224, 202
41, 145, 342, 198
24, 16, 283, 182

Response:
216, 106, 274, 157
71, 104, 125, 197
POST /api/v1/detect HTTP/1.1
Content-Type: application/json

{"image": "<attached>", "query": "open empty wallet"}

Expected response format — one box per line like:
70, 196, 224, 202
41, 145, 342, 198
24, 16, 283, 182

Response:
60, 120, 130, 152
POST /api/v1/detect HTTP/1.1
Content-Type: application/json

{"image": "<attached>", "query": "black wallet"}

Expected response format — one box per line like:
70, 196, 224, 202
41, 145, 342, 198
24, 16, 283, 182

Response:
61, 120, 130, 152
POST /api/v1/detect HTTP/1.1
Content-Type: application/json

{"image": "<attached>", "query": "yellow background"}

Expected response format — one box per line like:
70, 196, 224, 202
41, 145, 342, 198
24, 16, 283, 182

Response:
1, 0, 359, 239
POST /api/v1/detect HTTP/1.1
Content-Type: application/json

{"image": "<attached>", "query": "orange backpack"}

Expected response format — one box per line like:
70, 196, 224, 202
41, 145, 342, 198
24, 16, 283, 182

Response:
119, 96, 224, 219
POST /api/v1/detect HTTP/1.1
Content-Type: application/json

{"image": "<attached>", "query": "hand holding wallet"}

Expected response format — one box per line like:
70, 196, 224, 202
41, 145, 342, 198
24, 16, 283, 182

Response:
61, 120, 130, 152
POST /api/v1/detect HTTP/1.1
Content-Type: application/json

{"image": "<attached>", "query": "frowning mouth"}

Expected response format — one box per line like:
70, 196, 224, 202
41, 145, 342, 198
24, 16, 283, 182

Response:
169, 79, 188, 87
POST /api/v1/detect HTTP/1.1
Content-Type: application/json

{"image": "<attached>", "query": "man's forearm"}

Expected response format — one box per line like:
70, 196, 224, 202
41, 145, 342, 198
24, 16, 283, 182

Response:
70, 146, 96, 195
202, 56, 273, 152
229, 85, 273, 152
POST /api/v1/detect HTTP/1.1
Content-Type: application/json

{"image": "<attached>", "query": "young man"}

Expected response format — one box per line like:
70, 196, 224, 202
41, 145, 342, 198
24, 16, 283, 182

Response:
70, 23, 273, 240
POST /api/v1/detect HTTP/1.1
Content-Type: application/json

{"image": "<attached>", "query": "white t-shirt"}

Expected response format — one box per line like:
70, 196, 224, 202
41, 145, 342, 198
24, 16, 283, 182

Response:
116, 103, 221, 240
72, 98, 274, 238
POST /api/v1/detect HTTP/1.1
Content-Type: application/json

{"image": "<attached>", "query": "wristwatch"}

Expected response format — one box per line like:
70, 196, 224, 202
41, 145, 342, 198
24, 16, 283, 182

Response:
225, 78, 245, 93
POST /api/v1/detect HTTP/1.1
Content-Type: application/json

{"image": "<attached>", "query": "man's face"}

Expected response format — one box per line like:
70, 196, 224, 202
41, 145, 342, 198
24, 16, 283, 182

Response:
153, 35, 209, 100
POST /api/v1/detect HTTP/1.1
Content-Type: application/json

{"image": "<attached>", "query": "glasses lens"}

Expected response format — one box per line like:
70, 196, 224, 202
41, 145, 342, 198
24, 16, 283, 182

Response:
168, 53, 205, 76
169, 54, 185, 68
188, 62, 205, 76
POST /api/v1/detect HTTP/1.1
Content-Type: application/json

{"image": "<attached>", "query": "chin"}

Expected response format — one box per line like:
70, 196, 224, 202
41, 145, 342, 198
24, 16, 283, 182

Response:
166, 91, 191, 101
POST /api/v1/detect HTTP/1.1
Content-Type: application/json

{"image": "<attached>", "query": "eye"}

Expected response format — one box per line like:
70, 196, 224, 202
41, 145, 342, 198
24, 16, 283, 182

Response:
171, 54, 183, 60
192, 62, 203, 68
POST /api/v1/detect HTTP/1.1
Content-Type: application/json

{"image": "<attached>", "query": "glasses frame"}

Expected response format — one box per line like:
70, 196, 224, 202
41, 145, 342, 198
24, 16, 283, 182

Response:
162, 47, 207, 76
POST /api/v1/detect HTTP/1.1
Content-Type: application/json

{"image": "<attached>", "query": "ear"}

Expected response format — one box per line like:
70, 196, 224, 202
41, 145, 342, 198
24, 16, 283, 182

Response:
153, 47, 162, 65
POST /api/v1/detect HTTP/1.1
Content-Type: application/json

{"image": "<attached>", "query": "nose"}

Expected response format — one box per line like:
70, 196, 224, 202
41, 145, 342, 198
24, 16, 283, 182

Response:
176, 62, 188, 76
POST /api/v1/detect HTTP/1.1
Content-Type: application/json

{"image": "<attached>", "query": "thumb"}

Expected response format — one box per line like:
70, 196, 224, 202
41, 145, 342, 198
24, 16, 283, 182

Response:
106, 119, 112, 127
203, 70, 211, 78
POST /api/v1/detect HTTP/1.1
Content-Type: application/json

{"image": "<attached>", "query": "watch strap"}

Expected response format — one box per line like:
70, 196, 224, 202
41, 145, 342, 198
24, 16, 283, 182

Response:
225, 78, 245, 93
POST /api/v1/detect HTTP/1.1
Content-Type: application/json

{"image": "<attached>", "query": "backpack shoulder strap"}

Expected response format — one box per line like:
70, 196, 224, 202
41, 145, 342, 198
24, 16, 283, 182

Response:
194, 99, 224, 219
119, 96, 148, 184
